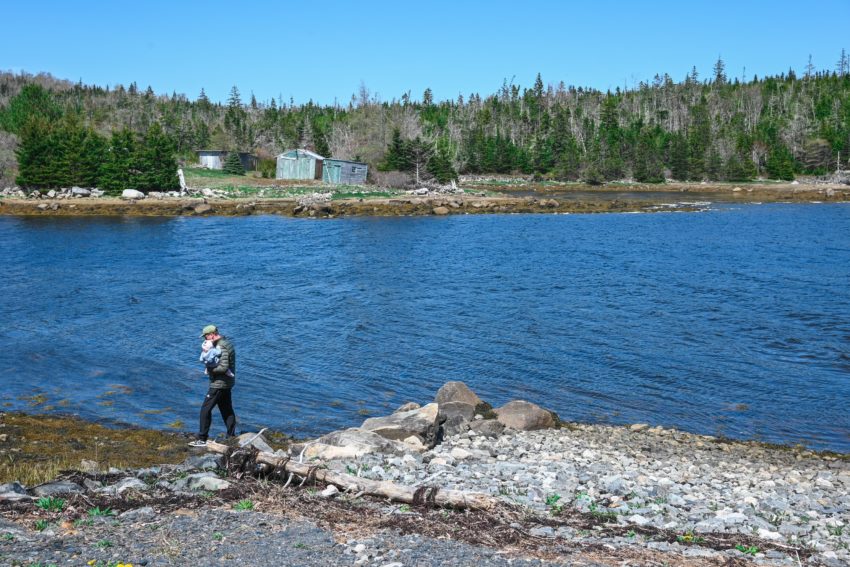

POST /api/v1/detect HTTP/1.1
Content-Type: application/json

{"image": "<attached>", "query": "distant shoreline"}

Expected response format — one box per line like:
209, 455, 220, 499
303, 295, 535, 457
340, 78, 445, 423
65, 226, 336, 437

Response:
0, 182, 847, 218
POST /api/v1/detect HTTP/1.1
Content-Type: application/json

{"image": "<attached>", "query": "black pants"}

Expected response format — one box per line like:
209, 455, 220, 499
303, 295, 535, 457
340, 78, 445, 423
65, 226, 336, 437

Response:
198, 387, 237, 441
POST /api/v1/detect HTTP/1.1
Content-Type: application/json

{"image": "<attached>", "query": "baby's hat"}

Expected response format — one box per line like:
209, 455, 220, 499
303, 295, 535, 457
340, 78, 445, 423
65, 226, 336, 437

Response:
201, 339, 214, 352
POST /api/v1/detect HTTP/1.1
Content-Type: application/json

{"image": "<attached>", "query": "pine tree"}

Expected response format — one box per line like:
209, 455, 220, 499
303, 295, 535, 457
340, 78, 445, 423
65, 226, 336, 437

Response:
222, 151, 245, 175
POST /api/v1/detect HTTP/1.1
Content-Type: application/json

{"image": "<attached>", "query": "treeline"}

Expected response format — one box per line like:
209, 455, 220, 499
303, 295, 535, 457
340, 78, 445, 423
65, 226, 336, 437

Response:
1, 84, 178, 191
1, 53, 849, 187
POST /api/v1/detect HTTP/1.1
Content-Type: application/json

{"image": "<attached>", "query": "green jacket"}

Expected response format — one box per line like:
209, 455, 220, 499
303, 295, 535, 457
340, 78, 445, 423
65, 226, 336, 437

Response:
208, 336, 236, 389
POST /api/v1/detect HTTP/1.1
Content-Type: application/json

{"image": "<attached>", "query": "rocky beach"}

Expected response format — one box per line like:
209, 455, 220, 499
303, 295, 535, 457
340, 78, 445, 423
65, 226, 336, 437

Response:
0, 181, 847, 218
2, 382, 848, 566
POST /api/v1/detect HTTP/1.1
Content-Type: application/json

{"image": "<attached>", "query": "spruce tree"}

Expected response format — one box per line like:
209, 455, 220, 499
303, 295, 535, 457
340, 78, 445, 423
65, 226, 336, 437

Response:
223, 151, 245, 175
14, 117, 56, 188
100, 129, 138, 192
136, 122, 179, 190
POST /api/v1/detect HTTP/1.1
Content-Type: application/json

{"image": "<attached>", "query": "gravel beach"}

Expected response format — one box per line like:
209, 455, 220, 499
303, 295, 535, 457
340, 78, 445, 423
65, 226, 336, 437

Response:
2, 420, 847, 566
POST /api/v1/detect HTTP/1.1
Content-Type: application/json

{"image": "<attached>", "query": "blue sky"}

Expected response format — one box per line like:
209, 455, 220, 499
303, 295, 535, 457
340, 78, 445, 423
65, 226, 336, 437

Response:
3, 0, 848, 105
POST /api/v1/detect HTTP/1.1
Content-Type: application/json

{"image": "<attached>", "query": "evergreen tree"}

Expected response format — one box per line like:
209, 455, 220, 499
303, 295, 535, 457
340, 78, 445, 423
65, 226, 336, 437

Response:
14, 117, 56, 188
669, 133, 689, 180
222, 151, 245, 175
766, 144, 795, 180
136, 122, 179, 190
427, 138, 457, 184
0, 84, 62, 134
380, 128, 412, 171
100, 129, 138, 191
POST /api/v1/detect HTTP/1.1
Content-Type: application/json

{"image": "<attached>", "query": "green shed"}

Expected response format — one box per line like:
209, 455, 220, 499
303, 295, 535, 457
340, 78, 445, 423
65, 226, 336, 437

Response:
322, 158, 369, 184
276, 149, 325, 180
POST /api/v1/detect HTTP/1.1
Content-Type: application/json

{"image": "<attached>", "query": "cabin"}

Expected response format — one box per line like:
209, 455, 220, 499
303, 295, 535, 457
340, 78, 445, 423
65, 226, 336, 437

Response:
322, 158, 369, 184
276, 149, 325, 180
196, 150, 258, 172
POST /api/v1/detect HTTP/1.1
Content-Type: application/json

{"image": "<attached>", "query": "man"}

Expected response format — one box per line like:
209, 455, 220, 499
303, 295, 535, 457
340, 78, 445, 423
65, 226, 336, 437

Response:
190, 324, 237, 447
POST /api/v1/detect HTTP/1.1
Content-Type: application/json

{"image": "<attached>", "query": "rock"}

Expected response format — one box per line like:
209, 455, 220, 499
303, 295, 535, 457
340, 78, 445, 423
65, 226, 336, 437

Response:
296, 427, 407, 460
80, 459, 99, 473
732, 186, 743, 192
71, 187, 90, 196
100, 477, 147, 495
0, 482, 31, 502
450, 448, 471, 460
432, 206, 449, 215
174, 472, 231, 492
37, 203, 48, 210
361, 403, 441, 447
33, 481, 84, 496
121, 189, 145, 200
120, 506, 156, 521
182, 453, 224, 470
236, 432, 274, 453
442, 415, 470, 438
435, 381, 483, 407
439, 401, 475, 422
402, 436, 426, 452
0, 482, 27, 495
319, 485, 339, 498
147, 191, 164, 200
46, 189, 56, 198
193, 203, 213, 214
90, 189, 105, 198
467, 419, 505, 438
630, 423, 650, 432
394, 402, 420, 413
494, 400, 556, 431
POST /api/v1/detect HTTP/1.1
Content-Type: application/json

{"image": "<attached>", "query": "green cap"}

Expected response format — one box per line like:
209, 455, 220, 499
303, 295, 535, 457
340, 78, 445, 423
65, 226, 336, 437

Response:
200, 324, 218, 337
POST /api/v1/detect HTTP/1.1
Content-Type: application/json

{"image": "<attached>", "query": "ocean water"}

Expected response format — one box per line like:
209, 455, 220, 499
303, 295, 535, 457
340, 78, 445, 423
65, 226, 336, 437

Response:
2, 203, 849, 451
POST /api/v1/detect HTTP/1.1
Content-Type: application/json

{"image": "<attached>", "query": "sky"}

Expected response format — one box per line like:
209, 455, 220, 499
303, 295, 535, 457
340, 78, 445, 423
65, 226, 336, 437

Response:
3, 0, 849, 106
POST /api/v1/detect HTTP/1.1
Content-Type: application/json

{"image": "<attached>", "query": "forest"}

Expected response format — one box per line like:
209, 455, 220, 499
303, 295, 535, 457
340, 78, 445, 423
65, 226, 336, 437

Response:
0, 53, 849, 189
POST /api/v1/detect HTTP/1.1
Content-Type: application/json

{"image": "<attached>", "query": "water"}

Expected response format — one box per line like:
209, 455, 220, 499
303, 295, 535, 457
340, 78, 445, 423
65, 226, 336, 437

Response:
2, 204, 849, 451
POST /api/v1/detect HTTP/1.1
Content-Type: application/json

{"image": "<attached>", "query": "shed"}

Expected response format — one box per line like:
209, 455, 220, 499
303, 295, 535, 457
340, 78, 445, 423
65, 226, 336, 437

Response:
197, 150, 258, 172
276, 149, 325, 180
323, 158, 369, 184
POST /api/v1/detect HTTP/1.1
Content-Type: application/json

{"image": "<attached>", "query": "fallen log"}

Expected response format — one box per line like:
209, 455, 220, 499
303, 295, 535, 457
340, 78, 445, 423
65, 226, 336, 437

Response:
205, 440, 498, 511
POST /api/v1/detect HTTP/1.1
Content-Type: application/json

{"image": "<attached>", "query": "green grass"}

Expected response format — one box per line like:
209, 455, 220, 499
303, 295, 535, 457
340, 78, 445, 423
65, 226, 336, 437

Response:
35, 496, 65, 512
233, 499, 254, 511
34, 519, 49, 531
87, 506, 114, 517
94, 539, 113, 549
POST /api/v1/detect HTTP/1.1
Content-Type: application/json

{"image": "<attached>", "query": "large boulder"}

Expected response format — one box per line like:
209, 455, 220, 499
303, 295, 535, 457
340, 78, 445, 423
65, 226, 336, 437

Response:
361, 402, 441, 447
434, 381, 482, 407
494, 400, 557, 431
121, 189, 145, 200
32, 481, 84, 497
294, 427, 408, 461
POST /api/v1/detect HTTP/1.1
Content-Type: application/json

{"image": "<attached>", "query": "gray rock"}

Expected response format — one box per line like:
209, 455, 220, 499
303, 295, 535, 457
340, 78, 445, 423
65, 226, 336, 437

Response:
173, 472, 231, 492
121, 189, 145, 200
32, 481, 84, 496
394, 402, 420, 413
236, 432, 275, 453
297, 427, 407, 460
434, 381, 483, 407
120, 506, 156, 521
194, 203, 213, 214
71, 187, 90, 196
468, 419, 505, 438
494, 400, 556, 431
440, 401, 475, 422
362, 403, 441, 447
182, 453, 224, 470
0, 482, 27, 495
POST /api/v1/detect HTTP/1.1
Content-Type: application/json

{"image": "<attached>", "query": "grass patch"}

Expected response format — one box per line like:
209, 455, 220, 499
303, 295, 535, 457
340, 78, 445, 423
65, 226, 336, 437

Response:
233, 499, 254, 511
35, 496, 65, 512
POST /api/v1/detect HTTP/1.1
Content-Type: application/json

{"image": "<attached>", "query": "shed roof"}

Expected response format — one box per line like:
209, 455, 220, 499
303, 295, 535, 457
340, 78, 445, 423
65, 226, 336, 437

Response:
325, 158, 368, 166
278, 148, 325, 160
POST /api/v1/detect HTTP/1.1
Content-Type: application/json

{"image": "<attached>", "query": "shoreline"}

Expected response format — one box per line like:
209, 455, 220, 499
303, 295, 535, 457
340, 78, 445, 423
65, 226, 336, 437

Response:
2, 409, 848, 565
0, 182, 847, 218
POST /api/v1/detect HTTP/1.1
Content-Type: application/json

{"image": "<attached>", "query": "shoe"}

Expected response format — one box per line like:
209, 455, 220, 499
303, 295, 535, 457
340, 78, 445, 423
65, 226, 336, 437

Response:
188, 440, 207, 447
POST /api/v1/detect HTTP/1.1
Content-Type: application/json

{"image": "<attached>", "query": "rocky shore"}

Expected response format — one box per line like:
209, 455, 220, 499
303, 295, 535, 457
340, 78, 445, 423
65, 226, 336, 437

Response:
0, 181, 847, 218
1, 382, 848, 566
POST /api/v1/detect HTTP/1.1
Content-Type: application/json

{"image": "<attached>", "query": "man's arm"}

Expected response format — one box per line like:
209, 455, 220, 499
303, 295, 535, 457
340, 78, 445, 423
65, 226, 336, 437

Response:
208, 344, 230, 375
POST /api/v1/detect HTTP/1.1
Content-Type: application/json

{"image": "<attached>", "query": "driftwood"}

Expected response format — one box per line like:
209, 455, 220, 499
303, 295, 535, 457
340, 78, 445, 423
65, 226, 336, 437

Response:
205, 440, 498, 511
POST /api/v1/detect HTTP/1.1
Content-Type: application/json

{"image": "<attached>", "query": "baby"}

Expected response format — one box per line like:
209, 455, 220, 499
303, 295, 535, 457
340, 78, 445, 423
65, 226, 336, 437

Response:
199, 339, 234, 378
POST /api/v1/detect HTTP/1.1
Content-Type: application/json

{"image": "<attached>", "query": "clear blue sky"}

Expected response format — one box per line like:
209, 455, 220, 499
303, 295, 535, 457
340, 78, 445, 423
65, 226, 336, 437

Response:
3, 0, 848, 105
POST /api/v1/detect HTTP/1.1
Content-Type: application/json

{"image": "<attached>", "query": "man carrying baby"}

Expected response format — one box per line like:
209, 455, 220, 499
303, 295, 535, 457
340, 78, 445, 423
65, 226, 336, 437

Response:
189, 324, 238, 447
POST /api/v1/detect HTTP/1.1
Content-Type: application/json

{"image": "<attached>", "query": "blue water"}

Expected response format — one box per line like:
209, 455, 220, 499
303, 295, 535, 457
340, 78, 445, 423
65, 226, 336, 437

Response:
2, 204, 849, 451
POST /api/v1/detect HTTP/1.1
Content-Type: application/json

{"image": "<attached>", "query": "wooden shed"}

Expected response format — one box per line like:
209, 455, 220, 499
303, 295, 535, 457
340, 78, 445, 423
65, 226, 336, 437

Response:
322, 158, 369, 184
197, 150, 258, 172
276, 149, 325, 180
